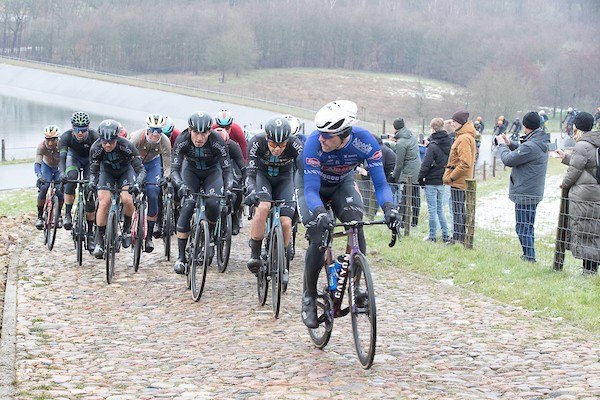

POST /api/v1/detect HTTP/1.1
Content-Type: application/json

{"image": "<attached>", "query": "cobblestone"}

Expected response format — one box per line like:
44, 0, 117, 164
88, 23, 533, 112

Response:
3, 217, 600, 399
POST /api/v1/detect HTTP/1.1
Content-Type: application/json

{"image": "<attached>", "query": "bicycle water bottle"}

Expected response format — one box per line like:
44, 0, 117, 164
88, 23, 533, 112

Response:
328, 263, 338, 291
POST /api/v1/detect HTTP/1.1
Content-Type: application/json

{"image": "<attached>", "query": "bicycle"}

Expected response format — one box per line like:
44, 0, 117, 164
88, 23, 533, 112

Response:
41, 179, 62, 251
253, 199, 295, 319
104, 187, 125, 284
131, 185, 149, 273
184, 191, 222, 302
283, 212, 300, 294
160, 181, 176, 261
67, 170, 89, 265
308, 218, 397, 369
215, 189, 240, 273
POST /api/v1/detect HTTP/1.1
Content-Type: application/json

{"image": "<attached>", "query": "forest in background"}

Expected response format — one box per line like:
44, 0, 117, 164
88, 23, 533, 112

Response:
1, 0, 598, 121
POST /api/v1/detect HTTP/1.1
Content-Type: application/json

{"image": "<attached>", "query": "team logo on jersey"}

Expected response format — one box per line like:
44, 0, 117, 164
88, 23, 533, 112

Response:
306, 157, 320, 167
370, 150, 382, 160
352, 137, 373, 154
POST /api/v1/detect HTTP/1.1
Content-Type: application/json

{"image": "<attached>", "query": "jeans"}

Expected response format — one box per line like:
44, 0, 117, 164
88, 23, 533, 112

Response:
450, 187, 466, 242
424, 185, 448, 240
515, 201, 538, 261
445, 185, 453, 236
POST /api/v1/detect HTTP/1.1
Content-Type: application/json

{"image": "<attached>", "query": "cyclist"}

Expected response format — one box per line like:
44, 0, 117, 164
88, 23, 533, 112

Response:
509, 118, 522, 141
59, 111, 99, 250
297, 100, 396, 328
563, 107, 577, 136
88, 119, 146, 259
162, 116, 181, 148
244, 116, 303, 279
474, 116, 485, 134
283, 114, 305, 142
129, 113, 172, 253
215, 127, 246, 235
213, 109, 248, 161
152, 115, 181, 239
171, 111, 233, 275
493, 115, 508, 136
34, 125, 64, 229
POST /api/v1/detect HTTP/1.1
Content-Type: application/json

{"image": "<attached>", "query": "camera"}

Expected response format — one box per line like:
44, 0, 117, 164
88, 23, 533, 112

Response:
380, 134, 390, 140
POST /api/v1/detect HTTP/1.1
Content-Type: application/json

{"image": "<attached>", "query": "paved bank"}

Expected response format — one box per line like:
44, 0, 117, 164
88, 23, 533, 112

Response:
4, 220, 600, 399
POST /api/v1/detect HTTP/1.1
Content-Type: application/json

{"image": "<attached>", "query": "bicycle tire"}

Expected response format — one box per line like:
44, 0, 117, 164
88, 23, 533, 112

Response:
257, 244, 268, 306
132, 201, 145, 273
282, 226, 296, 294
42, 201, 50, 246
270, 226, 284, 318
47, 195, 60, 251
163, 198, 174, 261
105, 211, 117, 284
308, 264, 334, 348
349, 252, 377, 369
190, 219, 209, 302
75, 201, 85, 266
216, 212, 232, 273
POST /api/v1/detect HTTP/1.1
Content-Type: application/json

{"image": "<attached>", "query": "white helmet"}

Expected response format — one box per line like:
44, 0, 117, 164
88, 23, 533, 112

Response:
567, 107, 573, 113
315, 100, 358, 134
146, 113, 166, 129
282, 114, 301, 135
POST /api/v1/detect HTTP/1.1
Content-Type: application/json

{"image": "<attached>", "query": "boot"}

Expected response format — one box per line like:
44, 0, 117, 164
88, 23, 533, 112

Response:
301, 292, 319, 329
145, 221, 155, 253
246, 238, 263, 275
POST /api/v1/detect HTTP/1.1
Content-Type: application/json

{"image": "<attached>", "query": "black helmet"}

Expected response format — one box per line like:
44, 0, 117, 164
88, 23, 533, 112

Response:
265, 116, 291, 143
98, 119, 121, 141
71, 111, 90, 127
188, 111, 213, 133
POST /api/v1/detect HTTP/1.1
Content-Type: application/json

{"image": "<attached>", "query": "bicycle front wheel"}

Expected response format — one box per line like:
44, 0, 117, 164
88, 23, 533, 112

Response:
349, 253, 377, 369
216, 212, 232, 273
190, 219, 209, 302
132, 202, 145, 272
163, 198, 174, 261
257, 243, 268, 306
308, 262, 334, 349
75, 202, 85, 266
105, 211, 117, 284
47, 196, 60, 251
270, 226, 284, 318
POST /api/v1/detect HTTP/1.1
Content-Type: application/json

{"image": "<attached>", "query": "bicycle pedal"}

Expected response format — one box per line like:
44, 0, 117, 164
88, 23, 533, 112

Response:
335, 307, 350, 318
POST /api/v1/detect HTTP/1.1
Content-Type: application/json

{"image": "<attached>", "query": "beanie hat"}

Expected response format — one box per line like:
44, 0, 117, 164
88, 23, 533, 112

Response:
573, 112, 594, 132
451, 111, 469, 125
522, 111, 540, 130
393, 118, 405, 130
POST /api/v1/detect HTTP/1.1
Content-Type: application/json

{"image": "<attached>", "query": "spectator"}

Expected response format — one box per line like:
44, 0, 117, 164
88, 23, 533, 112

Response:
556, 112, 600, 274
442, 111, 476, 245
539, 110, 549, 133
418, 118, 452, 243
443, 119, 455, 236
496, 111, 550, 262
391, 117, 421, 228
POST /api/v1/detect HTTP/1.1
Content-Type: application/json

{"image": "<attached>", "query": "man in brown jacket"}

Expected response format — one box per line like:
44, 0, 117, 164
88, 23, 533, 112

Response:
443, 111, 476, 245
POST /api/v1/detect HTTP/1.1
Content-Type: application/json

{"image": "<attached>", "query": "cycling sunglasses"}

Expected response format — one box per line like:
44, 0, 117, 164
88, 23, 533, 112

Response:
73, 126, 88, 133
268, 140, 288, 148
147, 127, 162, 133
319, 131, 336, 139
100, 138, 117, 144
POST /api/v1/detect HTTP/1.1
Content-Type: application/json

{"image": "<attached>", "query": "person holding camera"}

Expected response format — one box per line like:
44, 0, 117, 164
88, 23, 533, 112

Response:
496, 111, 550, 262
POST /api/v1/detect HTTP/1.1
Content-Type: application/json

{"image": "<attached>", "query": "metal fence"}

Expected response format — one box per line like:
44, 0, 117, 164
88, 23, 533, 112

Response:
358, 176, 595, 275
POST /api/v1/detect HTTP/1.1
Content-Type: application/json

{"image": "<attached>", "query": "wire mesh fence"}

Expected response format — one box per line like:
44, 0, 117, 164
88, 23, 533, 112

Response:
357, 175, 598, 275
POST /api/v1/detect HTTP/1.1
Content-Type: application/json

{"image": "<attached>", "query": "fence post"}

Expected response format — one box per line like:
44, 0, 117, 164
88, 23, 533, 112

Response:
492, 156, 497, 177
1, 139, 5, 162
553, 187, 569, 271
464, 179, 476, 249
382, 120, 386, 135
482, 160, 486, 181
403, 176, 413, 236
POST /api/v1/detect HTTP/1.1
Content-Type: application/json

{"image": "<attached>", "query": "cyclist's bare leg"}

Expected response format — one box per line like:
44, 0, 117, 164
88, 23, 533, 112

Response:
281, 216, 292, 247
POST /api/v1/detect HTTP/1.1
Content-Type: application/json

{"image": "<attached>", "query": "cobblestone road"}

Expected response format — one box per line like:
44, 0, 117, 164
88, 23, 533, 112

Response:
5, 219, 600, 400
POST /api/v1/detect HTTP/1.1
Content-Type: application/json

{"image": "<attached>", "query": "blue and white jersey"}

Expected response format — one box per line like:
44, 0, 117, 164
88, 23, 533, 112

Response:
303, 126, 393, 212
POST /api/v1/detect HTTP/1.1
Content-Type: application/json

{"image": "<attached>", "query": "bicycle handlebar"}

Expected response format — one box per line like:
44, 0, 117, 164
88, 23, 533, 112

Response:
319, 219, 398, 250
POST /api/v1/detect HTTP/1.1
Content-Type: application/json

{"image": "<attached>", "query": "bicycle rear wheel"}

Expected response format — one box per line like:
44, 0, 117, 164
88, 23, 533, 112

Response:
270, 226, 284, 318
349, 253, 377, 369
216, 212, 232, 273
75, 202, 85, 266
163, 198, 174, 261
190, 219, 209, 302
105, 211, 117, 284
308, 263, 334, 348
132, 201, 145, 272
